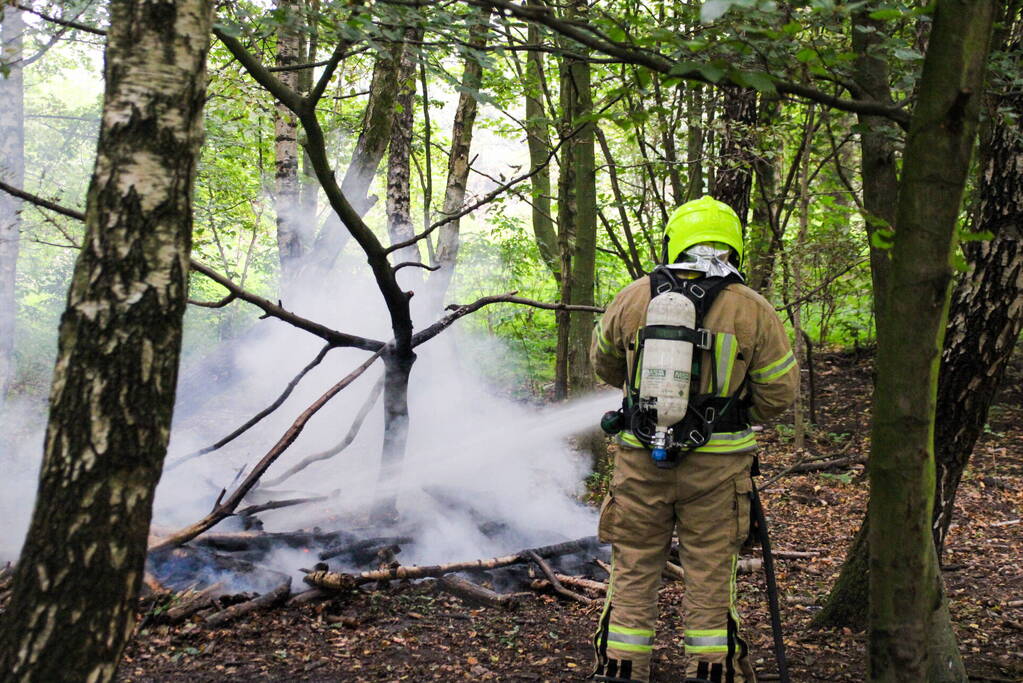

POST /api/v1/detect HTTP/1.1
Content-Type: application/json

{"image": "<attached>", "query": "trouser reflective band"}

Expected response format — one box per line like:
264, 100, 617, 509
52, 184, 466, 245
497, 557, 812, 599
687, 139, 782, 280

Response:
685, 629, 729, 654
607, 624, 655, 653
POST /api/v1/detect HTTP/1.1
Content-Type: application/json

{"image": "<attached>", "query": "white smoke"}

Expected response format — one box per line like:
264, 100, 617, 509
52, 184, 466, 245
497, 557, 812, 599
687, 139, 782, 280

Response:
153, 262, 610, 589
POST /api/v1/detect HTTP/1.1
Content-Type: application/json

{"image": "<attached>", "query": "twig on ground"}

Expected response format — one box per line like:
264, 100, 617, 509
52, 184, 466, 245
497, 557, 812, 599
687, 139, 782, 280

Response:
204, 578, 292, 627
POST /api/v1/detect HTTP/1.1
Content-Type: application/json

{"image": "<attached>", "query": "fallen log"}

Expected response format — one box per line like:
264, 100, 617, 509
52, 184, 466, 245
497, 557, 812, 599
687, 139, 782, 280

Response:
288, 588, 329, 605
305, 536, 602, 591
437, 575, 521, 610
319, 536, 413, 562
159, 583, 224, 624
194, 528, 352, 552
204, 578, 292, 628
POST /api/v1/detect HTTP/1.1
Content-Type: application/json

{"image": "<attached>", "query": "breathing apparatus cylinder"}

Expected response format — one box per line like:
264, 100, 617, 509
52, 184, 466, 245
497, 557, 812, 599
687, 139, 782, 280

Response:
638, 290, 696, 467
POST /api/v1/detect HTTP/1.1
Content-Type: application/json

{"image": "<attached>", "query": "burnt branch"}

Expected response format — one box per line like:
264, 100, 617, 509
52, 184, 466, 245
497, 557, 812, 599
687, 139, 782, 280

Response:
189, 261, 385, 351
16, 4, 106, 36
393, 261, 441, 272
203, 577, 291, 627
262, 375, 385, 488
149, 350, 384, 552
166, 343, 336, 471
0, 182, 387, 351
526, 550, 593, 605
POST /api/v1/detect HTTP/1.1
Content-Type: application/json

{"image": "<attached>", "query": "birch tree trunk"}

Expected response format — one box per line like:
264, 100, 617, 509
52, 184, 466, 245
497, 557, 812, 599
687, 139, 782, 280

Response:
274, 0, 304, 291
933, 18, 1023, 554
868, 0, 994, 678
385, 27, 422, 279
0, 1, 213, 680
0, 6, 24, 405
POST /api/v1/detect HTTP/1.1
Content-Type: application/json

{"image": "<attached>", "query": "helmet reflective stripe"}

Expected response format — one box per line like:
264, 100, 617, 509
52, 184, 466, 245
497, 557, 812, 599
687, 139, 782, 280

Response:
665, 196, 744, 265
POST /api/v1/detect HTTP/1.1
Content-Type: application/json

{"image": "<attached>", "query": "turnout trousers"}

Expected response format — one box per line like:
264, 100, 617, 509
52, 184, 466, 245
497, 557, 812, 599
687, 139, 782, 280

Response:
592, 444, 757, 683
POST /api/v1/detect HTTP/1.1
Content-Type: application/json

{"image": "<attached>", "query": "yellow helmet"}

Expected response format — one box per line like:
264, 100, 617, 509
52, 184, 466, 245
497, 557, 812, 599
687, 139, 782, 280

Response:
664, 196, 744, 265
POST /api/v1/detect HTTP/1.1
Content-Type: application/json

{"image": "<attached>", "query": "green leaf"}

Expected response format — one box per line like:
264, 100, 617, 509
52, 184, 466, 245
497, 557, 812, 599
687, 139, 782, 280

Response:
893, 48, 923, 61
733, 70, 777, 94
782, 21, 802, 34
868, 8, 904, 20
607, 25, 627, 42
698, 63, 726, 83
795, 48, 817, 63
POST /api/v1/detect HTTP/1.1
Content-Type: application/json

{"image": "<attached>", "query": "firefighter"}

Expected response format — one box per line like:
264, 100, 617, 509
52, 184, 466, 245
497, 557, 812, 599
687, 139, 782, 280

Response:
589, 196, 798, 683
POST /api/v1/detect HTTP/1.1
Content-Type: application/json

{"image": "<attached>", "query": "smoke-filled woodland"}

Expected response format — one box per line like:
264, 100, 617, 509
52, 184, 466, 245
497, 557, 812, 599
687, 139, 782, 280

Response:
0, 0, 1021, 681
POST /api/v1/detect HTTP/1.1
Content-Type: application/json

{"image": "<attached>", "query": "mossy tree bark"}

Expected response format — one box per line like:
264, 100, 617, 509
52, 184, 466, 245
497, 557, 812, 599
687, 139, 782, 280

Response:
0, 1, 214, 679
566, 2, 596, 395
867, 0, 994, 679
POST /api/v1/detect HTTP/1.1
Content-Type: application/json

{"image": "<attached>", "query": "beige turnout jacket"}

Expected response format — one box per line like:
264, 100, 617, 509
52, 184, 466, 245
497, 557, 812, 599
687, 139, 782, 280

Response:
590, 275, 798, 453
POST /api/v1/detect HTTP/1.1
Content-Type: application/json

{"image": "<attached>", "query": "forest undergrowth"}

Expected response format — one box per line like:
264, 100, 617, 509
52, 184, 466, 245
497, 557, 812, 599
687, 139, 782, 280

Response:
117, 349, 1023, 682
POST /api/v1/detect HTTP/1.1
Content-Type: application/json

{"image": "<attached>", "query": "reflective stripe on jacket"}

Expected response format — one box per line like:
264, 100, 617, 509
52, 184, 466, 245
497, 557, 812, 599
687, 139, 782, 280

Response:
590, 275, 798, 455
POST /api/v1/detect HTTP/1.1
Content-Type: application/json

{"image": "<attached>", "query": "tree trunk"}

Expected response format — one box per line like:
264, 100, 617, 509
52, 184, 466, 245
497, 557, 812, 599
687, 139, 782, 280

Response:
386, 27, 422, 281
867, 1, 994, 679
713, 87, 758, 226
274, 0, 304, 292
684, 84, 705, 202
747, 97, 780, 294
932, 23, 1023, 555
524, 2, 560, 280
553, 30, 577, 401
428, 13, 487, 309
852, 8, 899, 320
311, 40, 406, 270
0, 6, 24, 405
566, 9, 596, 395
0, 1, 213, 680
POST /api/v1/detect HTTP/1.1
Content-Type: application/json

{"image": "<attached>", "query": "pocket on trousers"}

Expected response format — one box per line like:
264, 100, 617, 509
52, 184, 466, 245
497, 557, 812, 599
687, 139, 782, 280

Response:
734, 475, 753, 547
598, 492, 620, 544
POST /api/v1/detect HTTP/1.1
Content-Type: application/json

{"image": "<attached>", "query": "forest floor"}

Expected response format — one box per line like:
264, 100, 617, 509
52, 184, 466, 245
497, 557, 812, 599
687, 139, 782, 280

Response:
119, 350, 1023, 682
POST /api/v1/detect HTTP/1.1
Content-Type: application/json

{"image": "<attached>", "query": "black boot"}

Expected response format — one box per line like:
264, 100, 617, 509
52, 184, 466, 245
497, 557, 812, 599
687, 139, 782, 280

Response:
592, 658, 641, 682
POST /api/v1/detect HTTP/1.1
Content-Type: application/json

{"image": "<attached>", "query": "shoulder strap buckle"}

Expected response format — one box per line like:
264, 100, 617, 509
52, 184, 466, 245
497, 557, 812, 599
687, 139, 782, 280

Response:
696, 328, 713, 350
